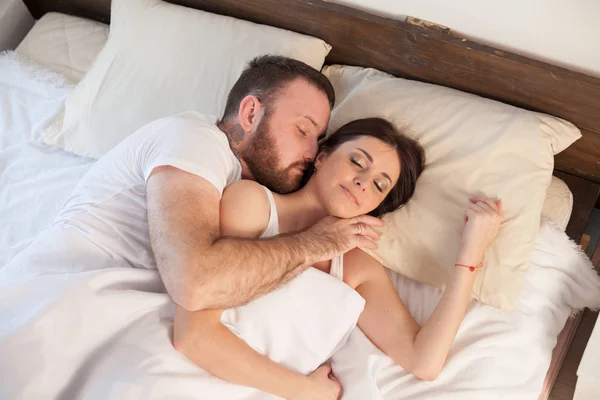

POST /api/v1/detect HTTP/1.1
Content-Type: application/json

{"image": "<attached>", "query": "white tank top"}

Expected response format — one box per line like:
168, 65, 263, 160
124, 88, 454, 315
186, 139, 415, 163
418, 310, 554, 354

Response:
259, 186, 344, 280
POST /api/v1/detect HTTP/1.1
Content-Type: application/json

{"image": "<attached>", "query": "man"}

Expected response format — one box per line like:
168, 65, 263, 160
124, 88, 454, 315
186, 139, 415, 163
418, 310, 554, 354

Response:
146, 56, 383, 312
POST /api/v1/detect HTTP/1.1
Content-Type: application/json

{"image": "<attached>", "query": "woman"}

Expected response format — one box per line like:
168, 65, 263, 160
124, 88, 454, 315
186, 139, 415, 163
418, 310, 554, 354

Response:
174, 118, 503, 399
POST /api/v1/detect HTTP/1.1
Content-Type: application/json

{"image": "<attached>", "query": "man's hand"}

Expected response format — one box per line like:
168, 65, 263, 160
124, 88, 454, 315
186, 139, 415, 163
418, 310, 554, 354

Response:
299, 215, 385, 266
291, 364, 342, 400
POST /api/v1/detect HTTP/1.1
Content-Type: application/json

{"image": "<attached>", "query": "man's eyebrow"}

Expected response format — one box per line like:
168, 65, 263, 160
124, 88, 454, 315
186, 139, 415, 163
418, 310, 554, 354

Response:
358, 148, 392, 183
304, 115, 318, 129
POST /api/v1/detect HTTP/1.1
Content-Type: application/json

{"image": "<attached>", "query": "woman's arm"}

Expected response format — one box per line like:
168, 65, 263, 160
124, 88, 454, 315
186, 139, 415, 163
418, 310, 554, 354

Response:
173, 180, 341, 399
346, 197, 502, 381
173, 308, 339, 399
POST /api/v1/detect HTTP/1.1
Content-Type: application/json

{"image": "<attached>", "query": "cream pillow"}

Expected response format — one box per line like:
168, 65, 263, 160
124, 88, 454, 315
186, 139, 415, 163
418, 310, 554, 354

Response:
43, 0, 331, 158
323, 65, 581, 309
541, 176, 573, 232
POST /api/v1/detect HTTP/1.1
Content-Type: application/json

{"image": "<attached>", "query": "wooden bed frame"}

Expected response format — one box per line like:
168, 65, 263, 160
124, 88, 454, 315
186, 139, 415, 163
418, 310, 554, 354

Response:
21, 0, 600, 398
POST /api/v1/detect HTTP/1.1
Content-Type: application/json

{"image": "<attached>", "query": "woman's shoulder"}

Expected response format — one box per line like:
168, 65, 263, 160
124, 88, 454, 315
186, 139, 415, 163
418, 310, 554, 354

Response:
220, 180, 271, 238
223, 180, 268, 199
342, 248, 387, 289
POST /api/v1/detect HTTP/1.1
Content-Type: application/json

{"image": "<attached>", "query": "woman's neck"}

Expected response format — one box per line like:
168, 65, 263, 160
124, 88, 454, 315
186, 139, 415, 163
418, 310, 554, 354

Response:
273, 182, 327, 234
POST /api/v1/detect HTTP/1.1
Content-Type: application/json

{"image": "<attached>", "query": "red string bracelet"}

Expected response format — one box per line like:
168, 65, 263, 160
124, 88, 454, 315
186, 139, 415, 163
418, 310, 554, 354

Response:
454, 262, 483, 272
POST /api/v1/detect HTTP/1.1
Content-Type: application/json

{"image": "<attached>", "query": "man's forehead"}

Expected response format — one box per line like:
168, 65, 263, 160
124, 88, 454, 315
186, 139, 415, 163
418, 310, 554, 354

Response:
274, 81, 330, 127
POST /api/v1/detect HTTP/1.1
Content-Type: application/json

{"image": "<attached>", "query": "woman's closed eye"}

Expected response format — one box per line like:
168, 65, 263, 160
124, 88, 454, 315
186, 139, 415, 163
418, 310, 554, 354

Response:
374, 180, 383, 193
374, 177, 390, 193
350, 156, 364, 168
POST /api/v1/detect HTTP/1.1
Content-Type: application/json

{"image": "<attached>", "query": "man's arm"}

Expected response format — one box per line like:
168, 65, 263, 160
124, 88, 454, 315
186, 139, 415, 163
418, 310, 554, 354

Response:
147, 166, 383, 311
172, 180, 340, 399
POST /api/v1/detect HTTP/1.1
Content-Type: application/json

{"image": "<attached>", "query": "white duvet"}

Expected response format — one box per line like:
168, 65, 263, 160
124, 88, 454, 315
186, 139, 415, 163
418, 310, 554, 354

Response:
1, 51, 600, 400
0, 51, 93, 266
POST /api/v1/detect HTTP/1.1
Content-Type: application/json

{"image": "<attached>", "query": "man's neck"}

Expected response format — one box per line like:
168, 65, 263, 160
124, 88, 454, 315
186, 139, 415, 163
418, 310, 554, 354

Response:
217, 119, 253, 178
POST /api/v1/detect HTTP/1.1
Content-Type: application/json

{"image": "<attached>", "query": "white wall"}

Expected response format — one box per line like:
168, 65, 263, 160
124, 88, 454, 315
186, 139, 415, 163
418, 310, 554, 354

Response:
331, 0, 600, 77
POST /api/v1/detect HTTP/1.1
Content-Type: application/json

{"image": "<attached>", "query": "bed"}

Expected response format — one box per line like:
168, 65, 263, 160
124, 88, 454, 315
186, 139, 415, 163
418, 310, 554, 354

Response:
2, 0, 600, 399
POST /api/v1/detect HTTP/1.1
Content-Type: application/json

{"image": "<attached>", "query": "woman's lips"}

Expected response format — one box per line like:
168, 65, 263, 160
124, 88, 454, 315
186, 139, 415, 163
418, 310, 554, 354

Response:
341, 185, 359, 206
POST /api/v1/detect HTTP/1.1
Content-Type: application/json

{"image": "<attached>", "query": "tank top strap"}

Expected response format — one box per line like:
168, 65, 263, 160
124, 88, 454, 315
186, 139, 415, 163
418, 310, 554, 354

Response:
259, 186, 280, 238
329, 255, 344, 280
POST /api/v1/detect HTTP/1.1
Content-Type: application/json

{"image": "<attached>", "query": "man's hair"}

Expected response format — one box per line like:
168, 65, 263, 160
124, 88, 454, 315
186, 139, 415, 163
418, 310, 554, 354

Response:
320, 118, 426, 218
221, 55, 335, 121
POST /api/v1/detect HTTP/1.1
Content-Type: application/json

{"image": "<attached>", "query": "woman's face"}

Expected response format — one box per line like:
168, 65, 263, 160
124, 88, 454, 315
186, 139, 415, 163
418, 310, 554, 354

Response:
312, 136, 401, 218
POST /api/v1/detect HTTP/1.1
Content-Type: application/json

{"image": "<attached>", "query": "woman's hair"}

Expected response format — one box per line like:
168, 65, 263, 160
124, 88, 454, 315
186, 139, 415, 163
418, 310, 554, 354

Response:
319, 118, 426, 217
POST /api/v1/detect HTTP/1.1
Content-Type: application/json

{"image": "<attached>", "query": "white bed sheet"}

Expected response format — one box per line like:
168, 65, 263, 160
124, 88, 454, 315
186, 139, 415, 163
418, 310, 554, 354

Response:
0, 141, 93, 266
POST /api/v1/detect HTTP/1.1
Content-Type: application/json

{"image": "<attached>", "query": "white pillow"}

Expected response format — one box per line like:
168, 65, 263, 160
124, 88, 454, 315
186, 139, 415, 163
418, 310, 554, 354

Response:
43, 0, 332, 158
322, 65, 581, 309
221, 267, 365, 375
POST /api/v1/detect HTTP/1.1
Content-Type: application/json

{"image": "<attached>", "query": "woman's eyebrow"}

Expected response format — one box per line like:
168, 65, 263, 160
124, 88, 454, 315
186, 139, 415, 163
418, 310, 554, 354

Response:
381, 172, 392, 183
357, 148, 373, 162
357, 148, 392, 183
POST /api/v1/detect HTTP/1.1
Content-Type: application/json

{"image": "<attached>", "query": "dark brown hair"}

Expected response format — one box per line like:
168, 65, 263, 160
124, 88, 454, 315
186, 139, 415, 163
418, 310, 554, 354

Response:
221, 55, 335, 121
320, 118, 425, 217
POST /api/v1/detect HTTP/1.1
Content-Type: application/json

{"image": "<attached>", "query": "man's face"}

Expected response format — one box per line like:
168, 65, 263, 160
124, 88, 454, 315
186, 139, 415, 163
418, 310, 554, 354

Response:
244, 79, 331, 193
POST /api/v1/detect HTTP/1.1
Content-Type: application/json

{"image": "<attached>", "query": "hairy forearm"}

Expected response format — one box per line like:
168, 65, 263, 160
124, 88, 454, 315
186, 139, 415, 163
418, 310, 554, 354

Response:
174, 308, 308, 398
409, 253, 478, 380
188, 232, 325, 310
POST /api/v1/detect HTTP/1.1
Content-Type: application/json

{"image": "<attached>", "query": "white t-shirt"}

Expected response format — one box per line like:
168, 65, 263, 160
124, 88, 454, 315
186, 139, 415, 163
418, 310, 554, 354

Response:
54, 111, 242, 270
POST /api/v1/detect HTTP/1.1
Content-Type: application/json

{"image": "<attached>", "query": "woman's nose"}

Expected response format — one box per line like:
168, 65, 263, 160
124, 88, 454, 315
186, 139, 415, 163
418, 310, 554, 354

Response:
354, 178, 366, 191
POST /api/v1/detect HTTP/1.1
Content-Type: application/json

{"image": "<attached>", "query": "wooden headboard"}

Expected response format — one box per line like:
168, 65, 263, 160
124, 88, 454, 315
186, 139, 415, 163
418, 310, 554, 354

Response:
22, 0, 600, 240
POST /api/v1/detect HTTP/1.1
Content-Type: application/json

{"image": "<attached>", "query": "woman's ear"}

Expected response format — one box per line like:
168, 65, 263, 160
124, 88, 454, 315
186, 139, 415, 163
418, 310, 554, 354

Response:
237, 95, 263, 134
314, 149, 328, 170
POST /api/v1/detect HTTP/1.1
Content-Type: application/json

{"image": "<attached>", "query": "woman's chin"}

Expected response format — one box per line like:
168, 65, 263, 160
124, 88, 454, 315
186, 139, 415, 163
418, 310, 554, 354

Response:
328, 205, 360, 219
328, 204, 378, 219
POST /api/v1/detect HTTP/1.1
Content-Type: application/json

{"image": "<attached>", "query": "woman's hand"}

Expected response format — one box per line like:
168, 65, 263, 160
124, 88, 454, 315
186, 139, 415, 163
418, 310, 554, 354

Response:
459, 197, 503, 265
291, 364, 342, 400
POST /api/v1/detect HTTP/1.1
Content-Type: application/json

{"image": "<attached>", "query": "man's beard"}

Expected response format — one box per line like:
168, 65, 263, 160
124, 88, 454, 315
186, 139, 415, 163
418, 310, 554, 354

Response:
242, 117, 309, 194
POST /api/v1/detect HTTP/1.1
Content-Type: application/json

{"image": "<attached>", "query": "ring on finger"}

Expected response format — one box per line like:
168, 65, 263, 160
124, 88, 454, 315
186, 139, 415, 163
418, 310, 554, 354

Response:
357, 224, 362, 235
